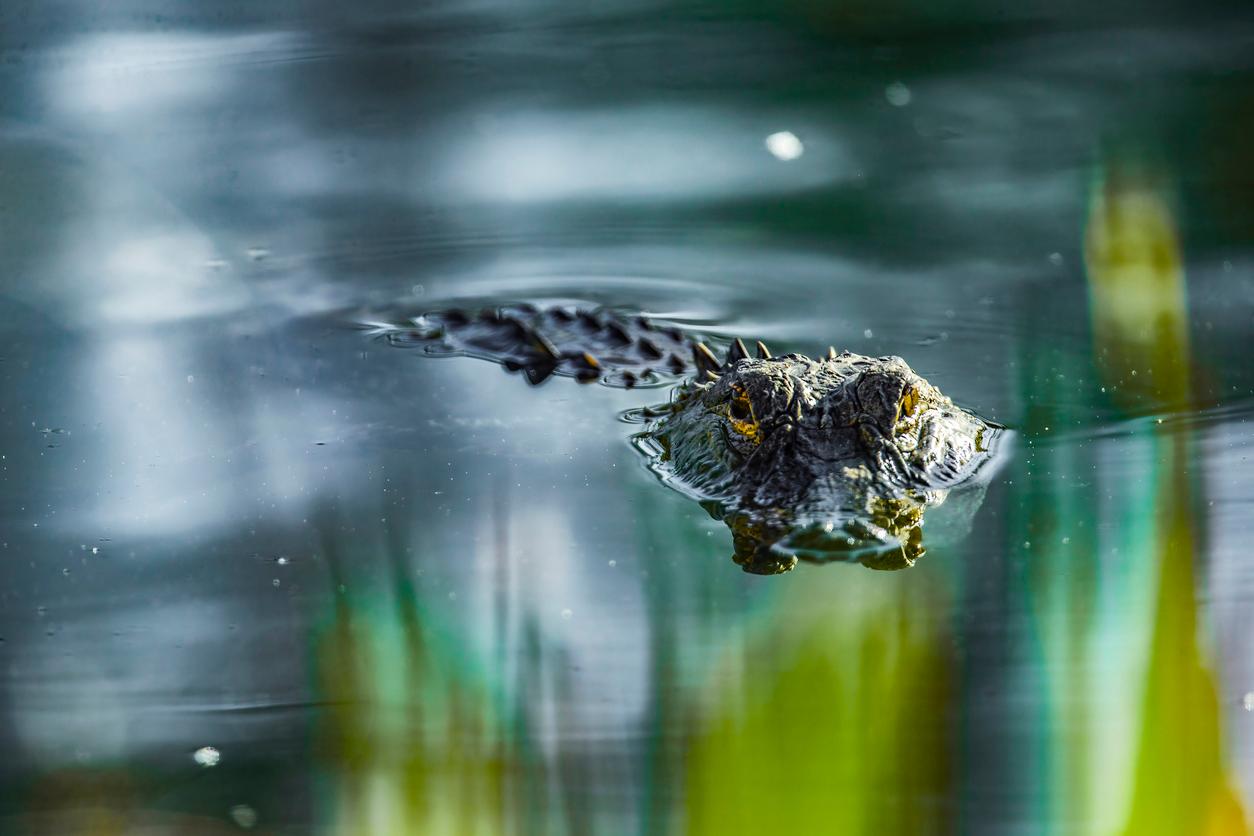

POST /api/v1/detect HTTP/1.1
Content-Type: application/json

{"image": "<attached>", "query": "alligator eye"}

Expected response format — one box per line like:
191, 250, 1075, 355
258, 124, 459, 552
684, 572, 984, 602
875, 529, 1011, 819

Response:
896, 386, 919, 423
724, 386, 761, 444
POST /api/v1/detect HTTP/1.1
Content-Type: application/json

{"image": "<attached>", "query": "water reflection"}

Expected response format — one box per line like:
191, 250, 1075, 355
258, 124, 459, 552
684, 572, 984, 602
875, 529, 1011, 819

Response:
1084, 158, 1247, 835
1, 3, 1253, 833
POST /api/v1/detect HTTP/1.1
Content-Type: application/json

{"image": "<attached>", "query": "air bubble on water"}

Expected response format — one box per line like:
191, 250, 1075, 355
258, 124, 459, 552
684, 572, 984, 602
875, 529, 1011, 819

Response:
246, 247, 270, 261
1049, 252, 1064, 266
1243, 692, 1254, 711
1023, 541, 1031, 549
411, 284, 425, 296
62, 568, 70, 576
91, 546, 99, 555
561, 609, 573, 620
885, 82, 912, 106
186, 375, 194, 384
764, 131, 804, 161
230, 805, 258, 829
271, 578, 280, 587
863, 328, 873, 338
193, 746, 220, 767
1061, 537, 1071, 545
608, 560, 617, 568
276, 556, 289, 566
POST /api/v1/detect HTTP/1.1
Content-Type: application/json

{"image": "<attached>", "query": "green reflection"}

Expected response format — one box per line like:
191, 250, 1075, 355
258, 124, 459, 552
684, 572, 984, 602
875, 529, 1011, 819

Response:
311, 516, 509, 835
1084, 157, 1248, 835
682, 569, 956, 834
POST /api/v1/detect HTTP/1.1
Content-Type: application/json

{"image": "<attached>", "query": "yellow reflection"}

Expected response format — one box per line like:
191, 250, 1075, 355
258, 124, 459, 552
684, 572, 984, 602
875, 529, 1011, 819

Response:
1085, 158, 1248, 835
683, 570, 954, 834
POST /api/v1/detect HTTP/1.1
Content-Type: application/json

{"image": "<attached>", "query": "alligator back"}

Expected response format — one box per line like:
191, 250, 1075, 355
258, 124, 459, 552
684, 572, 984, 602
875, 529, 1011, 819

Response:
375, 304, 704, 388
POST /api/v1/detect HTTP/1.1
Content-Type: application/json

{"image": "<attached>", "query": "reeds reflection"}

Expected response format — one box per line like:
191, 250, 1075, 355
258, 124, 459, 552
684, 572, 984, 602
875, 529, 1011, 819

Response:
682, 569, 956, 834
1085, 159, 1246, 835
313, 513, 508, 835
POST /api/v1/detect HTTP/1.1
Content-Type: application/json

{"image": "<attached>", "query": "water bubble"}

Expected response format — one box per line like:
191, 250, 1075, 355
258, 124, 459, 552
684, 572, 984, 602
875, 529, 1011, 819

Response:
411, 284, 425, 296
1061, 537, 1071, 545
246, 247, 270, 262
607, 560, 617, 568
271, 578, 280, 587
863, 328, 874, 339
764, 131, 804, 161
561, 609, 573, 620
885, 82, 912, 106
276, 556, 289, 566
193, 746, 220, 767
1049, 252, 1064, 266
230, 805, 258, 829
1243, 692, 1254, 711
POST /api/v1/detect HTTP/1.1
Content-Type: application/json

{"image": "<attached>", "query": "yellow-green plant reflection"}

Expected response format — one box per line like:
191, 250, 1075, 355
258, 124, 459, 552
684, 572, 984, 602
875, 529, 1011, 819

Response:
1085, 157, 1248, 835
312, 532, 508, 836
683, 569, 955, 834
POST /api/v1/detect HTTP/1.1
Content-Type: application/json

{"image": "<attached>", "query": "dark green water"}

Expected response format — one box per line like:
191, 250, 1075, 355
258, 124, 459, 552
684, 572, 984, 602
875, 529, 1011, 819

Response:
2, 3, 1253, 834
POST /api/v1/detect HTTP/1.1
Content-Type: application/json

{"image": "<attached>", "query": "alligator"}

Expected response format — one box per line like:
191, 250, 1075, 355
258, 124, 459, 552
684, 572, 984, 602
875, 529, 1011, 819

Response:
376, 304, 1006, 574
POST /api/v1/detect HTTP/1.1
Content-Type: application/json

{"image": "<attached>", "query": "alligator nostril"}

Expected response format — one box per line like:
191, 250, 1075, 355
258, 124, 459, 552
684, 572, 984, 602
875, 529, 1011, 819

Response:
730, 400, 752, 421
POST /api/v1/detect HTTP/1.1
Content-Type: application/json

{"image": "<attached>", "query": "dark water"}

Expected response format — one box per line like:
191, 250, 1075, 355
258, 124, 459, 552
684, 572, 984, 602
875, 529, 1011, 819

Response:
2, 3, 1254, 833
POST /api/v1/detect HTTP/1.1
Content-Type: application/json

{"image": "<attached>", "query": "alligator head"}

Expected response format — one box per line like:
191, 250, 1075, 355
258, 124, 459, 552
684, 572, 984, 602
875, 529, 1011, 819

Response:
638, 341, 1004, 573
373, 305, 1005, 575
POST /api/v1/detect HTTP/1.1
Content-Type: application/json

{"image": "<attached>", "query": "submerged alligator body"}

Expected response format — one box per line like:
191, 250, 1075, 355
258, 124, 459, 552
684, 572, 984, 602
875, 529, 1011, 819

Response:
378, 304, 1005, 574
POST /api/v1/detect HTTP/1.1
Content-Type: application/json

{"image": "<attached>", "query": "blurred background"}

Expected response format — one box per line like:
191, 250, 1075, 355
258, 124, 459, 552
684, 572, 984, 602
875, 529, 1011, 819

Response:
1, 1, 1253, 833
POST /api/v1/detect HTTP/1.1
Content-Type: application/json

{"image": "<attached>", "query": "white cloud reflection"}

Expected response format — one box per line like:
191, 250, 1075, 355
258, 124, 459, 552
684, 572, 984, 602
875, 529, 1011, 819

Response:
448, 106, 851, 203
45, 30, 312, 117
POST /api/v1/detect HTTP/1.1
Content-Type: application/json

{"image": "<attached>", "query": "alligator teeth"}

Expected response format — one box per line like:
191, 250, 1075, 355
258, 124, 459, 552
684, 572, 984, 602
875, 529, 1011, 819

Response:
692, 342, 721, 377
827, 346, 839, 360
702, 369, 720, 382
791, 397, 804, 422
725, 338, 749, 367
755, 340, 771, 359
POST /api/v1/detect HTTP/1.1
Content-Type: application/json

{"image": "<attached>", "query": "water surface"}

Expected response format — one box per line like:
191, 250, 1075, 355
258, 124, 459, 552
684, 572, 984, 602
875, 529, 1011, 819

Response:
1, 3, 1253, 833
